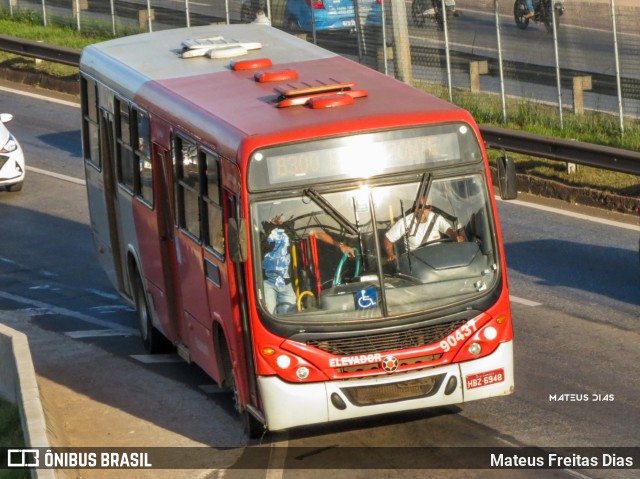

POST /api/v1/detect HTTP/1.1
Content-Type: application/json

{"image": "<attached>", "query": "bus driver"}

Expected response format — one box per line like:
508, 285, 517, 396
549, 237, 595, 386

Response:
384, 199, 464, 263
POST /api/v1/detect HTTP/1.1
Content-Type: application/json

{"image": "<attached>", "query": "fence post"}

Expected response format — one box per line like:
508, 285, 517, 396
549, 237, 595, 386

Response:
41, 0, 47, 27
610, 0, 624, 133
378, 46, 393, 74
551, 6, 563, 128
470, 60, 489, 93
110, 0, 116, 36
73, 0, 89, 31
494, 0, 507, 122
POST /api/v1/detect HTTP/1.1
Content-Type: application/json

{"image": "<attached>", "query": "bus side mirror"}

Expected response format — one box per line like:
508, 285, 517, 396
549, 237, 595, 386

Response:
228, 218, 248, 263
497, 155, 518, 200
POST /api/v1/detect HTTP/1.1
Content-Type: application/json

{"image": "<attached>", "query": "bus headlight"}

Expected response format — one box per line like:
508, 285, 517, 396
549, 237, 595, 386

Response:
276, 355, 291, 369
483, 326, 498, 340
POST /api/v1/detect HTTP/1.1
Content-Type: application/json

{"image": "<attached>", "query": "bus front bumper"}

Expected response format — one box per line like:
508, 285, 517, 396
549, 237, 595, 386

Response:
258, 341, 514, 432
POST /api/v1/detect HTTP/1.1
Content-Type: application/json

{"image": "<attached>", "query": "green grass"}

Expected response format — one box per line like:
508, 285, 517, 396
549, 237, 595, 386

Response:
0, 398, 24, 447
0, 398, 29, 479
0, 7, 638, 203
419, 84, 640, 200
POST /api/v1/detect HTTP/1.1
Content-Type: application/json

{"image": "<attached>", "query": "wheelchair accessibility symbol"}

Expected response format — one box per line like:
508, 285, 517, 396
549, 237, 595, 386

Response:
355, 287, 378, 310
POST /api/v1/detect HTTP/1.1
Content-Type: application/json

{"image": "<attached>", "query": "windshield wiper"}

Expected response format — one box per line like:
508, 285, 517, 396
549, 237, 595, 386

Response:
408, 173, 432, 236
303, 188, 359, 236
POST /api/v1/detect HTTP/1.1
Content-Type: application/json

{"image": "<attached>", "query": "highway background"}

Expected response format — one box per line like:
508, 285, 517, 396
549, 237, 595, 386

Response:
0, 77, 638, 478
3, 0, 639, 123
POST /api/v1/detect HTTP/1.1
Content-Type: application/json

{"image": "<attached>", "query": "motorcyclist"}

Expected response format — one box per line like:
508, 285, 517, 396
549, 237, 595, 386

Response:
524, 0, 535, 18
422, 0, 457, 18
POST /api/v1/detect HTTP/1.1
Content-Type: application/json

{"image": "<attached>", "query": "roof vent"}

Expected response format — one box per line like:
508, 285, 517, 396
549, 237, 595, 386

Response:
180, 36, 262, 59
308, 94, 355, 109
231, 58, 273, 71
276, 81, 356, 97
254, 69, 299, 83
275, 80, 368, 108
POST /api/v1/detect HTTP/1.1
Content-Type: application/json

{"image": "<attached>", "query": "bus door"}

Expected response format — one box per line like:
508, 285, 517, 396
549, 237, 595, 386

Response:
198, 149, 231, 381
96, 107, 126, 293
173, 136, 211, 353
136, 136, 180, 344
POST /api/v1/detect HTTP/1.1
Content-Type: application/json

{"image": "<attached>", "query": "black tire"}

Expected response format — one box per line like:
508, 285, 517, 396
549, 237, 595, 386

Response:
6, 181, 23, 192
223, 348, 265, 439
287, 16, 300, 33
514, 0, 530, 29
440, 6, 455, 31
133, 272, 168, 353
411, 0, 429, 27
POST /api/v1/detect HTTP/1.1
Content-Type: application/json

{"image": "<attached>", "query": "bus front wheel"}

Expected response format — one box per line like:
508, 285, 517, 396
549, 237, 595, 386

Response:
223, 349, 265, 439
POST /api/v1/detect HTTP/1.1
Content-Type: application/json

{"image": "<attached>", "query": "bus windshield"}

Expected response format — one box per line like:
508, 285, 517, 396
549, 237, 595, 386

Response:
251, 132, 499, 322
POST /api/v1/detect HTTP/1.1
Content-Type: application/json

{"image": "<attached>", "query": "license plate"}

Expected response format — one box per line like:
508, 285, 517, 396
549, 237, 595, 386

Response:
343, 19, 356, 27
465, 368, 505, 389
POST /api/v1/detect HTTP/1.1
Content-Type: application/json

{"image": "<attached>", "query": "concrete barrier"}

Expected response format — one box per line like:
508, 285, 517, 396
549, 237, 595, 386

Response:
0, 322, 55, 479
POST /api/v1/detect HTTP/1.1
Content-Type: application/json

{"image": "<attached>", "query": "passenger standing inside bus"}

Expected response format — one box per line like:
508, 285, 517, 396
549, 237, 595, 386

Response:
262, 215, 297, 314
384, 198, 463, 263
262, 215, 355, 314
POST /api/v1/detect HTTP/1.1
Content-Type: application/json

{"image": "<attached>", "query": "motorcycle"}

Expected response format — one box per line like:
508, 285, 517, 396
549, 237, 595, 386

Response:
514, 0, 565, 33
412, 0, 458, 30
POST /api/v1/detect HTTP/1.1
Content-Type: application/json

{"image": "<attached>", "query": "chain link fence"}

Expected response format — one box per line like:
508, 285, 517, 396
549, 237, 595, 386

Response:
1, 0, 638, 128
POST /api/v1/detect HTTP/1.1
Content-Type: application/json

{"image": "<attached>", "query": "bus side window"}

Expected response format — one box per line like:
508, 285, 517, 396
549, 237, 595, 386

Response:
174, 136, 201, 240
81, 76, 100, 169
202, 150, 224, 256
115, 98, 134, 192
133, 108, 152, 206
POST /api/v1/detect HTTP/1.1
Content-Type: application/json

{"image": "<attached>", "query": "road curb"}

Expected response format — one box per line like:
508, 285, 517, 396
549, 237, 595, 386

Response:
0, 320, 56, 479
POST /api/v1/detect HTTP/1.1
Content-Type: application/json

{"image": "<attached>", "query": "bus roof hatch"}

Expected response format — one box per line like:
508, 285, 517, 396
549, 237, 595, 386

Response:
180, 36, 262, 59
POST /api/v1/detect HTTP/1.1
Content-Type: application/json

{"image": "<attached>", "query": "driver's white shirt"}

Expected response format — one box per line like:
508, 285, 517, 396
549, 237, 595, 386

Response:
385, 212, 452, 250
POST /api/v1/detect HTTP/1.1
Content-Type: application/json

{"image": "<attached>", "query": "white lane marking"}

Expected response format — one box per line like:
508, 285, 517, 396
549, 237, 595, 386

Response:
27, 165, 85, 185
564, 470, 595, 479
265, 432, 289, 479
84, 288, 121, 300
0, 290, 133, 332
510, 295, 542, 307
130, 354, 183, 364
0, 84, 80, 108
65, 329, 136, 339
498, 197, 640, 232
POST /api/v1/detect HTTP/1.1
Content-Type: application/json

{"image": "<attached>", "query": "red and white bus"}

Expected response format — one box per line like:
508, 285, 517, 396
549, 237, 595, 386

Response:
80, 24, 517, 437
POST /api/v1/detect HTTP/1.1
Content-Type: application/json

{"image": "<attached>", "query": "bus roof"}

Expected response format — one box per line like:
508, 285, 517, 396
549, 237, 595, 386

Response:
81, 24, 472, 160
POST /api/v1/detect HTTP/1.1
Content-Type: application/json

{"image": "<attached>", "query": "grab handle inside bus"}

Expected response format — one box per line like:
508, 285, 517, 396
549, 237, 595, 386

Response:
228, 218, 248, 262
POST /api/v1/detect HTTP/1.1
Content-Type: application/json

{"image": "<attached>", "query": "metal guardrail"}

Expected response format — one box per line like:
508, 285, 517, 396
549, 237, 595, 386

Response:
481, 126, 640, 176
1, 35, 639, 176
0, 34, 81, 66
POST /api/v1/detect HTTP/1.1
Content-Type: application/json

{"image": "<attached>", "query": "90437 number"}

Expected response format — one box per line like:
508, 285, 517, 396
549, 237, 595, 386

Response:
440, 319, 477, 352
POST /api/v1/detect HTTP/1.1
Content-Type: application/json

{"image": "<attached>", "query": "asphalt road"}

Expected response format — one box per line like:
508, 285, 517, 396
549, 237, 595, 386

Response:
0, 84, 638, 479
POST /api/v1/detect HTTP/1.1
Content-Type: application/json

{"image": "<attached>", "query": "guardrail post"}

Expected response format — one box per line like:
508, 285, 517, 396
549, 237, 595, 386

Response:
573, 75, 592, 116
470, 60, 489, 93
139, 9, 155, 31
73, 0, 88, 15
